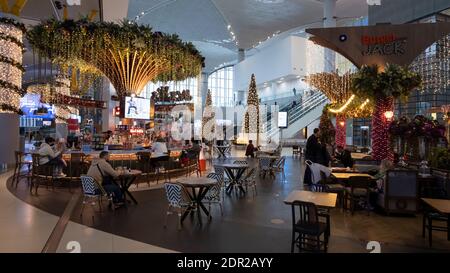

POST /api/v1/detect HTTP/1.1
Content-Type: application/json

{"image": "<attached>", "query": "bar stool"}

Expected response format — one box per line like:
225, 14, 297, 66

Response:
13, 151, 32, 188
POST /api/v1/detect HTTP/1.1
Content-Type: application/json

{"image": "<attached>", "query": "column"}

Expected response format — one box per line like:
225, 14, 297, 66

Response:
0, 114, 19, 169
323, 0, 336, 72
101, 77, 116, 132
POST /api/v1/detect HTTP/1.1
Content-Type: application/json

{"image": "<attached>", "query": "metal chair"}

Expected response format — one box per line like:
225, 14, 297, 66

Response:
292, 145, 301, 157
258, 157, 273, 178
291, 201, 329, 253
163, 182, 193, 230
271, 156, 286, 180
80, 176, 114, 220
204, 172, 225, 216
241, 167, 258, 196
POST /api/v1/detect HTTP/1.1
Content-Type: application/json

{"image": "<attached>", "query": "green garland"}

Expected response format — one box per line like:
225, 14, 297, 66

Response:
0, 103, 22, 115
0, 17, 27, 33
352, 64, 422, 102
0, 79, 25, 96
0, 33, 24, 48
0, 55, 25, 72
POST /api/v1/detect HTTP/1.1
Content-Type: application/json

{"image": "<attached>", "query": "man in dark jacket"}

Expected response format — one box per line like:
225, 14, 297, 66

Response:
304, 128, 321, 185
335, 145, 354, 168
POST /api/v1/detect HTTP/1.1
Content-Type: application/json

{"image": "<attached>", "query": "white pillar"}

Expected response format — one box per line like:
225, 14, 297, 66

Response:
323, 0, 336, 72
101, 78, 116, 132
0, 114, 19, 168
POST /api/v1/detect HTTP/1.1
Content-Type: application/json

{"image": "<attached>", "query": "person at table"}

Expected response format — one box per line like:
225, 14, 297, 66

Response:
304, 128, 322, 185
38, 137, 67, 177
245, 140, 257, 158
369, 159, 395, 209
151, 137, 168, 157
316, 143, 332, 167
335, 145, 354, 168
87, 151, 124, 206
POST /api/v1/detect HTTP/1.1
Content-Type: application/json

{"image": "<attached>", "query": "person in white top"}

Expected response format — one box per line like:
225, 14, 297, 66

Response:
151, 138, 168, 157
38, 137, 67, 176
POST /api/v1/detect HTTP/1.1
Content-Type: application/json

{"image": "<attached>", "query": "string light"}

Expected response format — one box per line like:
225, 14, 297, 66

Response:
0, 18, 24, 113
243, 74, 260, 145
328, 95, 355, 113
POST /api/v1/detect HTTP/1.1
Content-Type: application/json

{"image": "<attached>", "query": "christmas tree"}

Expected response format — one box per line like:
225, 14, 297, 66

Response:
318, 106, 336, 145
244, 74, 260, 144
202, 89, 215, 139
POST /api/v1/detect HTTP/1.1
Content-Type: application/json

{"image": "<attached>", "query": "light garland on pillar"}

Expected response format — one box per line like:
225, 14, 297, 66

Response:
202, 89, 215, 139
244, 74, 260, 144
0, 17, 25, 114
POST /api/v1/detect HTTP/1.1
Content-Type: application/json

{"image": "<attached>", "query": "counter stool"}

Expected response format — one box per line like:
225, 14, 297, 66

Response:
13, 151, 32, 188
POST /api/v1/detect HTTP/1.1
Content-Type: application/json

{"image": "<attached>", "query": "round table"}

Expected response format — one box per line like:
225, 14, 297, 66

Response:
214, 163, 249, 194
117, 169, 142, 205
214, 145, 230, 158
178, 177, 217, 222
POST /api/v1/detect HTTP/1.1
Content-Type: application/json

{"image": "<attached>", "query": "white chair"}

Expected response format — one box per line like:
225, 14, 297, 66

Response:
80, 176, 114, 219
204, 172, 224, 216
271, 156, 286, 180
163, 182, 193, 230
242, 168, 258, 196
258, 157, 272, 178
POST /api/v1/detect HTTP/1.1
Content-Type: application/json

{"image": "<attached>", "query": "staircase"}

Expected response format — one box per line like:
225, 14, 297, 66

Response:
262, 91, 329, 140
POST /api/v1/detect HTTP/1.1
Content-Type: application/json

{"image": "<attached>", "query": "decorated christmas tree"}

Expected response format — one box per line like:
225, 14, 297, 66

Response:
202, 89, 215, 139
244, 74, 260, 144
318, 106, 336, 145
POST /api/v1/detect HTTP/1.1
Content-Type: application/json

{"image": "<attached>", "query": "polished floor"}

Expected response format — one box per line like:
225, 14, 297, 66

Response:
4, 148, 450, 253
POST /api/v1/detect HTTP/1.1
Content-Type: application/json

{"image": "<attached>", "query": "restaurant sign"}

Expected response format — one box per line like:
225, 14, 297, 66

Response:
306, 22, 450, 69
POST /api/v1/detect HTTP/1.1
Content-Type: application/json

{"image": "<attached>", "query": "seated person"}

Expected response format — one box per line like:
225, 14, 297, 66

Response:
335, 145, 354, 168
373, 159, 395, 193
87, 151, 124, 206
38, 137, 67, 176
151, 138, 168, 157
245, 140, 257, 158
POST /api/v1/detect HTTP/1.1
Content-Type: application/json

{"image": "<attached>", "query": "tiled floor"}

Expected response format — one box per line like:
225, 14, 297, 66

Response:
4, 147, 450, 253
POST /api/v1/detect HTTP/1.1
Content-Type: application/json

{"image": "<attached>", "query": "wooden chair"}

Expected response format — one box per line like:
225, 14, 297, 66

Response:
344, 176, 372, 215
291, 201, 329, 253
30, 154, 55, 194
12, 151, 32, 188
422, 203, 448, 247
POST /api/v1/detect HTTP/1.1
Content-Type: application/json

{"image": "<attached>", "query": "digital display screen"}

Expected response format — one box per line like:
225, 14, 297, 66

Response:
124, 96, 150, 120
278, 111, 288, 128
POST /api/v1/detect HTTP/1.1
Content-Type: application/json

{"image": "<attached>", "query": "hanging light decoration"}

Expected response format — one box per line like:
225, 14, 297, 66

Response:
0, 17, 26, 114
27, 19, 205, 98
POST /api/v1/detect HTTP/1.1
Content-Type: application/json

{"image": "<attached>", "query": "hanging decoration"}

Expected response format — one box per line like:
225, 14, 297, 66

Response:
244, 74, 260, 145
151, 86, 192, 103
27, 19, 205, 98
202, 89, 214, 139
352, 64, 422, 161
0, 17, 25, 114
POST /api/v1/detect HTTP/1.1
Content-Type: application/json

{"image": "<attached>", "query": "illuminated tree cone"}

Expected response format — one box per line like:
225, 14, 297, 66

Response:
371, 97, 394, 161
202, 89, 214, 140
335, 114, 346, 148
244, 74, 260, 145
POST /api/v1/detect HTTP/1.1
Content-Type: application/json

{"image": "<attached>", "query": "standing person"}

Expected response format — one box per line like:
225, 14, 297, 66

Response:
245, 140, 256, 158
38, 137, 67, 177
87, 151, 124, 207
293, 88, 297, 97
304, 128, 321, 186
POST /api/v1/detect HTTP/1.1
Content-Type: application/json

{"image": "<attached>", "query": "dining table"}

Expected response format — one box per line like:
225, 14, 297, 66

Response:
284, 190, 337, 208
421, 198, 450, 241
214, 145, 230, 158
215, 162, 249, 194
116, 169, 142, 205
351, 153, 371, 160
177, 177, 217, 222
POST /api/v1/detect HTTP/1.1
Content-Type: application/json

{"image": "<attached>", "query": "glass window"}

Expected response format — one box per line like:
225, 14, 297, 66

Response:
208, 66, 234, 107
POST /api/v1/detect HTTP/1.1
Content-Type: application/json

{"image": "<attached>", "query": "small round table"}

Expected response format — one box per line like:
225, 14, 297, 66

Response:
117, 169, 142, 205
215, 163, 249, 194
178, 177, 217, 222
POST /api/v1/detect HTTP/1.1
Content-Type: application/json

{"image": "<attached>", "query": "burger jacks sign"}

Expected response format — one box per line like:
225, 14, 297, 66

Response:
361, 34, 407, 56
306, 23, 450, 69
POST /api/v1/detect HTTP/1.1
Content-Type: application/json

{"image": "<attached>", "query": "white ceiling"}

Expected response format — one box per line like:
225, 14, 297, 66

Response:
128, 0, 368, 72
